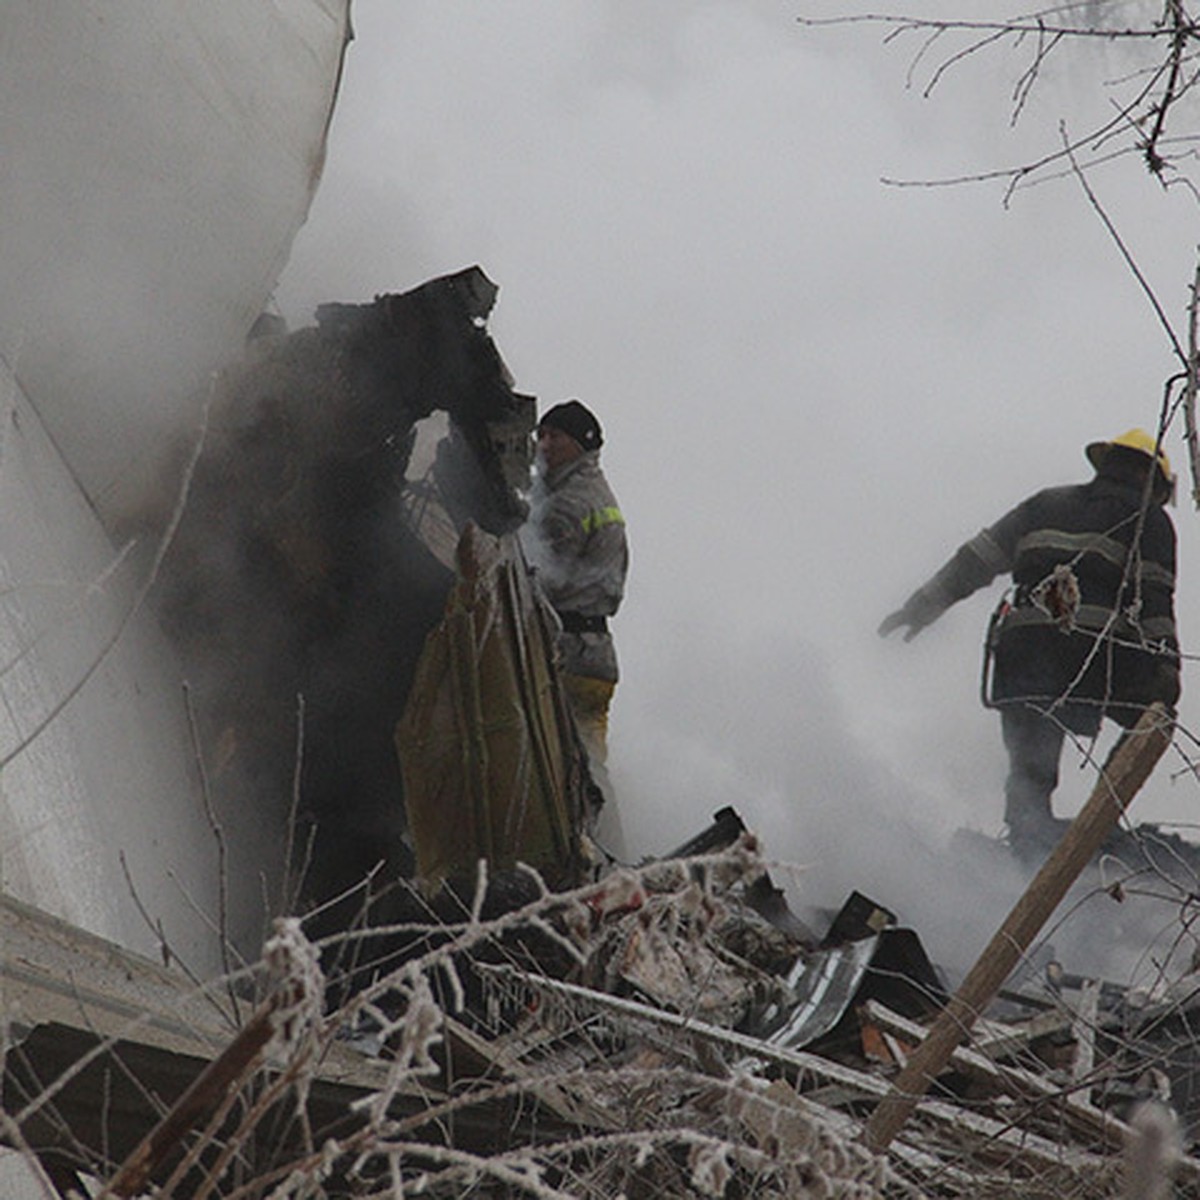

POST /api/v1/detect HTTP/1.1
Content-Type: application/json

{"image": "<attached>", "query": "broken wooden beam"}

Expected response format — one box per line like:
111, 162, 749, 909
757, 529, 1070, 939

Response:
973, 1007, 1076, 1060
860, 999, 1128, 1154
863, 702, 1173, 1154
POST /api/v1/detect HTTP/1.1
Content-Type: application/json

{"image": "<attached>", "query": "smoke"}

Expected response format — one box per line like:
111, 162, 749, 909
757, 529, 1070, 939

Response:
0, 4, 347, 522
0, 0, 1194, 1063
612, 614, 1200, 987
269, 3, 1200, 994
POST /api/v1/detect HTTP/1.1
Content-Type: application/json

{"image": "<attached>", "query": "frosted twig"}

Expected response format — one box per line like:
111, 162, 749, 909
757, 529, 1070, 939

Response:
183, 678, 238, 1019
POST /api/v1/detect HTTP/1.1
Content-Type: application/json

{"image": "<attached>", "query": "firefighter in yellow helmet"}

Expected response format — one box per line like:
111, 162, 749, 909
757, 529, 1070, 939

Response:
880, 428, 1180, 858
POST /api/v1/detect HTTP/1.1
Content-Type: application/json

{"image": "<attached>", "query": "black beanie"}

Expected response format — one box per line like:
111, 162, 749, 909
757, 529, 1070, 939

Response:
538, 399, 603, 451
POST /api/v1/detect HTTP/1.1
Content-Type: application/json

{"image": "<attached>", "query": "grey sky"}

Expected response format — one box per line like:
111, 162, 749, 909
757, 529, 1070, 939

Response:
278, 3, 1200, 969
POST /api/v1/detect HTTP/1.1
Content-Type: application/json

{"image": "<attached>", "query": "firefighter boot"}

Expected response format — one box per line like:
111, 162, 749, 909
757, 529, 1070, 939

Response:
1005, 795, 1071, 864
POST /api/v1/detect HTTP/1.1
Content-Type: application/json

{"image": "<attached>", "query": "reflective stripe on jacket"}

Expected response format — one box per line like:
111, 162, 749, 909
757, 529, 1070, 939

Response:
902, 472, 1179, 720
521, 451, 629, 681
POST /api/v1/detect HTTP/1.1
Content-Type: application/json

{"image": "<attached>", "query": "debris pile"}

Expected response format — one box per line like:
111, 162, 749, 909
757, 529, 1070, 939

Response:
10, 807, 1200, 1196
387, 828, 1200, 1199
21, 268, 1187, 1196
142, 267, 539, 940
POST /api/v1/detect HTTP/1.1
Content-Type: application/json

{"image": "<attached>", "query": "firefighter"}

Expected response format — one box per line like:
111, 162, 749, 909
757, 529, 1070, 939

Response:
879, 428, 1180, 855
522, 399, 629, 763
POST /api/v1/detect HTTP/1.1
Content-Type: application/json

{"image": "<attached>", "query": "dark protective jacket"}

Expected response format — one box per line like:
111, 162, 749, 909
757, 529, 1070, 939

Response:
900, 466, 1179, 733
520, 451, 629, 682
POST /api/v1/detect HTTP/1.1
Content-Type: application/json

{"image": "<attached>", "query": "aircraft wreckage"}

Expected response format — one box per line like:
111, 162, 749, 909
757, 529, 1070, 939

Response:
143, 265, 598, 933
12, 4, 1200, 1195
7, 266, 1200, 1198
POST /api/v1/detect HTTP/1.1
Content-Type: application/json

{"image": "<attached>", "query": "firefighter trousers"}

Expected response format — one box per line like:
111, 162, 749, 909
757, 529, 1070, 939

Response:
562, 673, 615, 765
999, 705, 1067, 846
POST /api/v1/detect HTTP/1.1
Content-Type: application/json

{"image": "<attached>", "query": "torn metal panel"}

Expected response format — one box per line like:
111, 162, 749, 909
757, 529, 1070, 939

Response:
397, 525, 591, 891
756, 896, 946, 1056
663, 804, 749, 859
821, 889, 897, 947
401, 400, 538, 574
0, 892, 237, 1061
762, 935, 881, 1051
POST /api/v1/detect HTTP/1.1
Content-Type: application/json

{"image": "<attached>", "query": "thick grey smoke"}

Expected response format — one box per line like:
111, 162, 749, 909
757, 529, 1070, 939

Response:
276, 4, 1200, 988
1, 3, 345, 521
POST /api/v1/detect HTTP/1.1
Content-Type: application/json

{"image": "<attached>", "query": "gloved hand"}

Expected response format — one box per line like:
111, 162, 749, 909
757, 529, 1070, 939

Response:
878, 605, 927, 642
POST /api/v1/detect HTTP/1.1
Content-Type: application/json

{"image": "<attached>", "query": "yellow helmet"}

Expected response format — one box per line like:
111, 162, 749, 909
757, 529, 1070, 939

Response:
1086, 427, 1174, 497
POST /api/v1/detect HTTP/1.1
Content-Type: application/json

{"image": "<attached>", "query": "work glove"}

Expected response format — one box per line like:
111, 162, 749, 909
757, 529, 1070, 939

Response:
878, 597, 933, 642
878, 610, 918, 641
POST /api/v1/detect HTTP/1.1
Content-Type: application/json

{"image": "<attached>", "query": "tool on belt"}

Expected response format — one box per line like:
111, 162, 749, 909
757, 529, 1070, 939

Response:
980, 590, 1013, 710
981, 565, 1083, 709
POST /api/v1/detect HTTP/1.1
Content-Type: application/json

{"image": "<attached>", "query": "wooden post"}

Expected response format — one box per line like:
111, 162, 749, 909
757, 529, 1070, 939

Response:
863, 702, 1173, 1154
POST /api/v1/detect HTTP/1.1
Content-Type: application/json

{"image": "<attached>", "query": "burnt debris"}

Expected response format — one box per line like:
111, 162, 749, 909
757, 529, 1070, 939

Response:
146, 267, 536, 939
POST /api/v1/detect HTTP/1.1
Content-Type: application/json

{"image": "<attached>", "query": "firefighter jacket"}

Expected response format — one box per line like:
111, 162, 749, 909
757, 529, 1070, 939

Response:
897, 469, 1179, 733
521, 450, 628, 682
